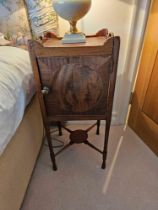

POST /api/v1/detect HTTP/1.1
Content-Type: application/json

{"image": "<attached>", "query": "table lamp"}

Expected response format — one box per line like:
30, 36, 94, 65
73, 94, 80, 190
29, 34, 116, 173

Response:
52, 0, 92, 43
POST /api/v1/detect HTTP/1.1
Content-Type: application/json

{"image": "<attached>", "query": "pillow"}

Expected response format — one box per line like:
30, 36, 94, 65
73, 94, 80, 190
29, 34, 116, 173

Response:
0, 0, 58, 45
0, 33, 11, 46
0, 0, 31, 46
24, 0, 58, 37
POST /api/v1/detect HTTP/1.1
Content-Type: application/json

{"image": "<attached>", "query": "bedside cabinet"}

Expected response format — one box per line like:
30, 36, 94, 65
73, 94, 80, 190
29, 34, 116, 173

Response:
28, 33, 120, 171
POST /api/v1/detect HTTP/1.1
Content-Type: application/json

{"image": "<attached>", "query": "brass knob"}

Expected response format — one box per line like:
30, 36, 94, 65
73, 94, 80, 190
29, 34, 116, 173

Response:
42, 86, 50, 95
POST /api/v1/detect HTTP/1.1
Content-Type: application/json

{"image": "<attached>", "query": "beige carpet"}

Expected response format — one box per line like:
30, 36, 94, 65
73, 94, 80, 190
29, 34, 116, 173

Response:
21, 125, 158, 210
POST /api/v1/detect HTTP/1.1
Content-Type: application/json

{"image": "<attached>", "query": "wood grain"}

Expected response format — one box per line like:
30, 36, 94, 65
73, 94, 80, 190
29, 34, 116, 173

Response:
128, 0, 158, 155
37, 55, 112, 116
142, 50, 158, 124
28, 34, 120, 170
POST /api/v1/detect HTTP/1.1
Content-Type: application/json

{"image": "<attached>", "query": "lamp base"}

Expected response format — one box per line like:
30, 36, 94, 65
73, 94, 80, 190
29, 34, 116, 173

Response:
62, 33, 86, 44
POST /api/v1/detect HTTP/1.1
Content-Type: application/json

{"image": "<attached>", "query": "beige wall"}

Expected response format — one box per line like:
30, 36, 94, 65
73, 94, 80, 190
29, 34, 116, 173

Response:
58, 0, 150, 124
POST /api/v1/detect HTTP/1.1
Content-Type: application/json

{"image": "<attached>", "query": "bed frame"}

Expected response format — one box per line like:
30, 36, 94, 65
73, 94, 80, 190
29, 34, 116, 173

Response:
0, 95, 43, 210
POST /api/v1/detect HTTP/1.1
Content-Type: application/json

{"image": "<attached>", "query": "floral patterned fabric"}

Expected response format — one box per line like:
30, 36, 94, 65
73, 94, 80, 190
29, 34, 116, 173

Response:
25, 0, 58, 37
0, 0, 31, 45
0, 0, 58, 46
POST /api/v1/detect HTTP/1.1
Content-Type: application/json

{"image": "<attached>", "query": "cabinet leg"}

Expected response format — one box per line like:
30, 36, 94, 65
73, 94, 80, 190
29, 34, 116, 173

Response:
45, 123, 57, 171
101, 152, 107, 169
102, 120, 110, 169
50, 151, 57, 171
96, 120, 101, 135
58, 121, 62, 136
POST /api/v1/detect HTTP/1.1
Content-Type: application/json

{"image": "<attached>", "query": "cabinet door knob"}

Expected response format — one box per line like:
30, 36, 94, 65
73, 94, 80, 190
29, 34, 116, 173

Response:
41, 86, 50, 95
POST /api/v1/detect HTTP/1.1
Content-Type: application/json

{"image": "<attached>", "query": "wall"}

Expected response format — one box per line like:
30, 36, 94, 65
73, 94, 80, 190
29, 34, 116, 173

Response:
58, 0, 151, 124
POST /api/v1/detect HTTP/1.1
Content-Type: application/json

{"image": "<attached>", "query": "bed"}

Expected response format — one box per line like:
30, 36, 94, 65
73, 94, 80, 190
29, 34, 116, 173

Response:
0, 46, 43, 210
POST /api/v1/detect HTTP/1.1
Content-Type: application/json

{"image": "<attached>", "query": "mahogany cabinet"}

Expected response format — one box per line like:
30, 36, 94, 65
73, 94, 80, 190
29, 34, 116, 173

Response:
28, 34, 120, 170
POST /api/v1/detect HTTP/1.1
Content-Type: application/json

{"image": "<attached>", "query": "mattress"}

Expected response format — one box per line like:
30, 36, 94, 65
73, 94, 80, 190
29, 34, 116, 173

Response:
0, 46, 35, 155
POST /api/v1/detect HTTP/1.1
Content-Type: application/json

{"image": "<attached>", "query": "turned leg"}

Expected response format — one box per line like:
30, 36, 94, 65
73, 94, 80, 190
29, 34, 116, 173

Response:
45, 123, 57, 171
58, 121, 62, 136
102, 120, 111, 169
96, 120, 101, 135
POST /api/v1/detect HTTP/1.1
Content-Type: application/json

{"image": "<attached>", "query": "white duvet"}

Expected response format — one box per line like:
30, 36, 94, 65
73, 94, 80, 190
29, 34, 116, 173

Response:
0, 46, 35, 155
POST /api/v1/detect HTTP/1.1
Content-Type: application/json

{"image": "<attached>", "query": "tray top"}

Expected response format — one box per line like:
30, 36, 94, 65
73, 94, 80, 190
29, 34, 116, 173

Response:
43, 37, 108, 48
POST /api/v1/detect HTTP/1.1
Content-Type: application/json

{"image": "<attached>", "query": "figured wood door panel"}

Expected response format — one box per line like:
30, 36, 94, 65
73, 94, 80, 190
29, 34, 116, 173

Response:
128, 0, 158, 155
142, 51, 158, 124
37, 55, 112, 117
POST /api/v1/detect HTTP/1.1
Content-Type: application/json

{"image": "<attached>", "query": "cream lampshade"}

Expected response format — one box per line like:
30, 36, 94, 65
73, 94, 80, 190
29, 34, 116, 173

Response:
53, 0, 92, 43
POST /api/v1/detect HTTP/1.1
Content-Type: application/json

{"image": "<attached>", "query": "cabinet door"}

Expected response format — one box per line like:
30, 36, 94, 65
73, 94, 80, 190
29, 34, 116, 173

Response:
37, 55, 112, 119
128, 0, 158, 155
